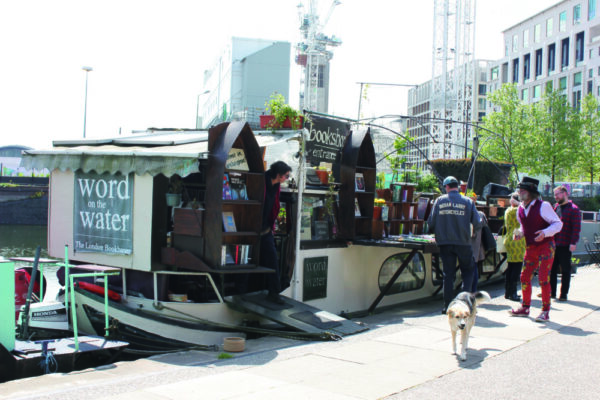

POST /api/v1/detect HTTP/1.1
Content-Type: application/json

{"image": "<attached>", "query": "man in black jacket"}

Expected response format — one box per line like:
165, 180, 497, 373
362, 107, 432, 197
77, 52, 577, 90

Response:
428, 176, 482, 314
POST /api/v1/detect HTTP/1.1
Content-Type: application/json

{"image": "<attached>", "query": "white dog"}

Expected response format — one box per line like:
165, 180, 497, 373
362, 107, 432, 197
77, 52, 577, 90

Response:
446, 291, 491, 361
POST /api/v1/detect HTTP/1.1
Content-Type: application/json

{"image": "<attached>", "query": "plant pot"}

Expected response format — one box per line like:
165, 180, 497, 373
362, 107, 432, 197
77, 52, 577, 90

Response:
259, 115, 276, 129
223, 337, 245, 352
259, 115, 304, 129
376, 189, 392, 202
166, 193, 181, 207
373, 206, 382, 220
316, 170, 329, 185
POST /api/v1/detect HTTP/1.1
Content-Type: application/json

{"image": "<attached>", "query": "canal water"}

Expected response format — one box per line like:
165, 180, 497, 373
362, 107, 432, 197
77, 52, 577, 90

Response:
1, 224, 61, 300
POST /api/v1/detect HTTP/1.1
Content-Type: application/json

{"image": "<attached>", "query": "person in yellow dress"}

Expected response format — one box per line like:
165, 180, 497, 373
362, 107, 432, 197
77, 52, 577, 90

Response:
503, 192, 526, 301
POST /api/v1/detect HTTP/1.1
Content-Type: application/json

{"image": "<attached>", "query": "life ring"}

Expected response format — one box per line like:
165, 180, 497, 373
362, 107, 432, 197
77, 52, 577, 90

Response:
77, 281, 121, 302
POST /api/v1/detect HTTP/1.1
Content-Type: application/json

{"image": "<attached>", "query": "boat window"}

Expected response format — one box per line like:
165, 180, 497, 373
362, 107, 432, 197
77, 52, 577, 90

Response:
378, 252, 425, 294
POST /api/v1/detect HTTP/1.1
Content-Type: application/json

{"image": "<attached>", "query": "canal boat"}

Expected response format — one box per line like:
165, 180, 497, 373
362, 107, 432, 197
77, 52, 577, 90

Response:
19, 117, 508, 351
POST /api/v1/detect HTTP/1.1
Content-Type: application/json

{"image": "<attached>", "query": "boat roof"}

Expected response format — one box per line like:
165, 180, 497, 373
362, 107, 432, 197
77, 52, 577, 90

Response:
20, 128, 300, 177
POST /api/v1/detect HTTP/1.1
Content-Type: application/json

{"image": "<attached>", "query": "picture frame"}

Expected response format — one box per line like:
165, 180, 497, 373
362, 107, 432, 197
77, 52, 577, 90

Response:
355, 173, 365, 192
222, 211, 237, 232
354, 198, 361, 216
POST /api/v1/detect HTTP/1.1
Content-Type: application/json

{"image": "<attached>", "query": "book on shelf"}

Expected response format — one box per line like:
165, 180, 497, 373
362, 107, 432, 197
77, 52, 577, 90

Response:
222, 211, 237, 232
392, 185, 402, 202
313, 220, 329, 240
355, 173, 365, 192
417, 197, 429, 220
408, 205, 414, 220
354, 198, 361, 216
222, 173, 232, 200
229, 172, 248, 200
381, 205, 389, 221
221, 244, 252, 266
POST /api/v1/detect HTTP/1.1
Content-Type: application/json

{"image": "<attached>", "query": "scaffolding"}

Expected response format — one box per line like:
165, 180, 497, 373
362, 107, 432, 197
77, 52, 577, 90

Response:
431, 0, 476, 160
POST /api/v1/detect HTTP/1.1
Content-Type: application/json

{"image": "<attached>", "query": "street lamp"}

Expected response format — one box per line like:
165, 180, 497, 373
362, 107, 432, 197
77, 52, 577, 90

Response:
82, 66, 93, 138
196, 90, 211, 129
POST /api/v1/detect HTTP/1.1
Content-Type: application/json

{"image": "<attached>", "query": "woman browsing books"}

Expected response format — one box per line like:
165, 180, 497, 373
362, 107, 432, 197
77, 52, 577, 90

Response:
261, 161, 292, 304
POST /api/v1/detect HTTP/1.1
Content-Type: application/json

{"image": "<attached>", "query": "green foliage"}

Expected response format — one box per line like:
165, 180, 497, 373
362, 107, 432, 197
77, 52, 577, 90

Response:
376, 171, 386, 189
0, 182, 19, 188
264, 92, 303, 130
217, 352, 233, 360
416, 173, 440, 193
29, 191, 46, 199
575, 93, 600, 183
384, 135, 412, 182
578, 195, 600, 211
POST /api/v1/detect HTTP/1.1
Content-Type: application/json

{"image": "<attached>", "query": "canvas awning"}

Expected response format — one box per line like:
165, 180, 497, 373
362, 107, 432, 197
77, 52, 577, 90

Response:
20, 129, 300, 177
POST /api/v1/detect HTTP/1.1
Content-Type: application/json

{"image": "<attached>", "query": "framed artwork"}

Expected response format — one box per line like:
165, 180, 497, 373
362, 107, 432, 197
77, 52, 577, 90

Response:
355, 173, 365, 192
222, 211, 237, 232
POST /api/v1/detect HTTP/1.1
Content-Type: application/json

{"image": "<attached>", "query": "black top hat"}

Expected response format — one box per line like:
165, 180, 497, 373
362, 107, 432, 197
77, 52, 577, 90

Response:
517, 176, 540, 194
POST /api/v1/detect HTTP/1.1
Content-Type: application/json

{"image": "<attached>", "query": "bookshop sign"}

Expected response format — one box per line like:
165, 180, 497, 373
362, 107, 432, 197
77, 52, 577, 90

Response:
303, 256, 328, 301
306, 116, 350, 181
73, 171, 134, 255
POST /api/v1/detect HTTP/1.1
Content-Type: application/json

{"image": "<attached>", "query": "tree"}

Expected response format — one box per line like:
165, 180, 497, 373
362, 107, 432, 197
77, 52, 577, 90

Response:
524, 89, 581, 187
480, 83, 530, 185
576, 93, 600, 183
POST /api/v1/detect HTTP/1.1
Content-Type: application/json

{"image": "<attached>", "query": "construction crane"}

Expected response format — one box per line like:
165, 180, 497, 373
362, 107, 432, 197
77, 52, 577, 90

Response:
296, 0, 342, 113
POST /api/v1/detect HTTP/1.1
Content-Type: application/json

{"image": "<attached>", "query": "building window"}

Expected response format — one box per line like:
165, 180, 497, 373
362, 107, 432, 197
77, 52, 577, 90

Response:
590, 69, 594, 78
560, 11, 567, 31
546, 80, 554, 92
547, 18, 554, 36
524, 54, 531, 81
573, 90, 582, 110
590, 0, 597, 20
534, 24, 541, 43
588, 80, 593, 94
561, 37, 570, 69
574, 71, 582, 86
560, 76, 567, 90
574, 4, 581, 24
318, 65, 325, 88
598, 66, 600, 75
576, 31, 585, 63
513, 58, 520, 83
478, 84, 487, 95
513, 34, 519, 52
533, 85, 541, 99
523, 29, 529, 48
548, 43, 556, 73
478, 98, 487, 109
491, 66, 499, 80
522, 88, 529, 101
535, 49, 543, 77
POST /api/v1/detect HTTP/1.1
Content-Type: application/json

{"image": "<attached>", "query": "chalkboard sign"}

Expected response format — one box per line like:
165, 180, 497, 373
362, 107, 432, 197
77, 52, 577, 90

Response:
305, 116, 350, 182
303, 256, 328, 301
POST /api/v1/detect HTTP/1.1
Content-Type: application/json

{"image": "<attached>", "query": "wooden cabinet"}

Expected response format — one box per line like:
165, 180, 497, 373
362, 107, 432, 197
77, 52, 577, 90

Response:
338, 128, 376, 239
387, 183, 425, 235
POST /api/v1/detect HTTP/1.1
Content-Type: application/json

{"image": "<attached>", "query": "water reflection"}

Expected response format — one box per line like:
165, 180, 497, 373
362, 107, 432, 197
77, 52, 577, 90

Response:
0, 225, 48, 259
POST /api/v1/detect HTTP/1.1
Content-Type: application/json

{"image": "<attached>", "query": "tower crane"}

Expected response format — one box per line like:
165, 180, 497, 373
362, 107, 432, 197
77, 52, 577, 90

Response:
296, 0, 342, 113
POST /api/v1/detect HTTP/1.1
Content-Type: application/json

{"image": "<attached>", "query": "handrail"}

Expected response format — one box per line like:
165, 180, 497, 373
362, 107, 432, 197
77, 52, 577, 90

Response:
69, 269, 121, 351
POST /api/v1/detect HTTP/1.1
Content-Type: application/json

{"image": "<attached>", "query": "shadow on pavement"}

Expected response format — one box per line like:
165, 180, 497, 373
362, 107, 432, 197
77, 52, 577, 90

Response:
556, 324, 597, 337
460, 348, 496, 369
475, 314, 508, 328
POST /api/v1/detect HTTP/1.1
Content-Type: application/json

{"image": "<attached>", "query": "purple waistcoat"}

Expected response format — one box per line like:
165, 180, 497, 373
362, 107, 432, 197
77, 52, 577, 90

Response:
518, 200, 552, 246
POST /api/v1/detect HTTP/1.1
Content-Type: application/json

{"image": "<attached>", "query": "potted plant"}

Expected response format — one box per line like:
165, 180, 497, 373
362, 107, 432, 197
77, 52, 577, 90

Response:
260, 92, 304, 130
373, 198, 386, 220
166, 175, 183, 207
315, 166, 330, 185
375, 172, 392, 201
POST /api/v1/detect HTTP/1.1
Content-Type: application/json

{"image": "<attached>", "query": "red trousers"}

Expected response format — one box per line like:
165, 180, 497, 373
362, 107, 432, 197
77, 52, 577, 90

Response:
521, 241, 555, 311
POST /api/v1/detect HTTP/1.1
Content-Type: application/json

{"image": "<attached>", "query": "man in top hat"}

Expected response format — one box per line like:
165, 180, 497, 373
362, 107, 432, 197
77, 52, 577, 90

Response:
510, 176, 562, 322
428, 176, 482, 314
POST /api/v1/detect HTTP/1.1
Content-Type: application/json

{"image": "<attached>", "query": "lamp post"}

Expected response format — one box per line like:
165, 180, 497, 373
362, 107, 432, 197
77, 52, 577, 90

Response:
196, 90, 211, 129
82, 66, 93, 138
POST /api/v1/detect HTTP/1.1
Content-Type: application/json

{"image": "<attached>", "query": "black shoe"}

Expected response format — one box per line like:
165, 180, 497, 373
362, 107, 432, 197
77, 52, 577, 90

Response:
506, 293, 521, 302
558, 295, 567, 302
266, 292, 285, 305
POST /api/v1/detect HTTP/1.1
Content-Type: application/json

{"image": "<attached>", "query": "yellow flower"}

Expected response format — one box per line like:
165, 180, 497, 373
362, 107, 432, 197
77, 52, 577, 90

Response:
374, 198, 386, 206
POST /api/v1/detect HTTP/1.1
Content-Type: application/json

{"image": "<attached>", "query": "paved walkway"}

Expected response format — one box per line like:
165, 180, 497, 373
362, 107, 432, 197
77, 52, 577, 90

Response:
2, 266, 599, 400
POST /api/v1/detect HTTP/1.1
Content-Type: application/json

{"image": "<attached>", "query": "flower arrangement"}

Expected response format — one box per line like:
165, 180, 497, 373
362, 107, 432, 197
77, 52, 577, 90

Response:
374, 198, 386, 206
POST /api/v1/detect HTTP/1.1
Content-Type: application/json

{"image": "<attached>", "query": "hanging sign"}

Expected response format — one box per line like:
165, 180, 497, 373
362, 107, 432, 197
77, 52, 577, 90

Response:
73, 171, 134, 255
305, 116, 350, 182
